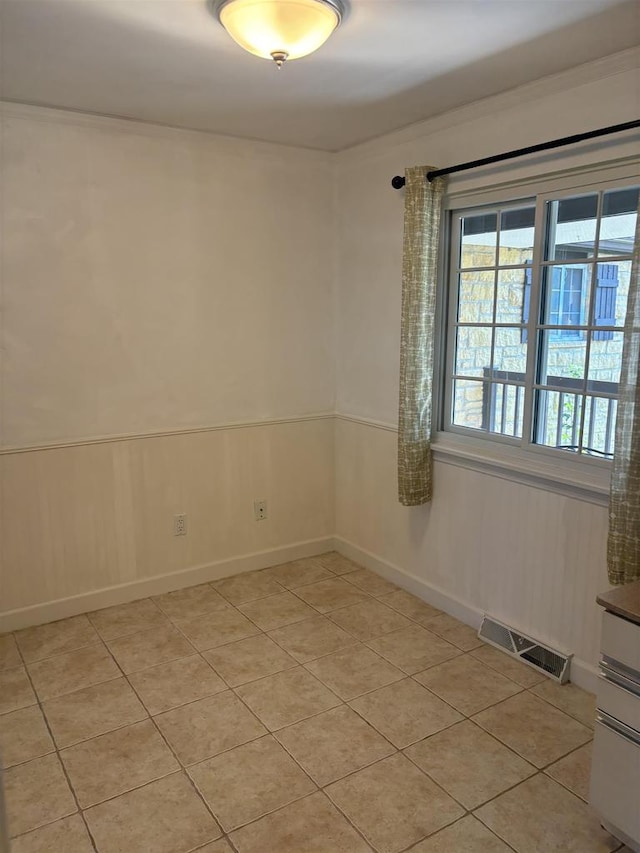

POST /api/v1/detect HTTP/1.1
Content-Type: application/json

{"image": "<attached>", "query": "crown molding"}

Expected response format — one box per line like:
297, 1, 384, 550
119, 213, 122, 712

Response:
0, 99, 333, 165
336, 47, 640, 163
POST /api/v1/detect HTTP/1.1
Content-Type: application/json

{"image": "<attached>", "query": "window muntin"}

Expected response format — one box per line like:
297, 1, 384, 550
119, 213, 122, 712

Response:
446, 182, 638, 460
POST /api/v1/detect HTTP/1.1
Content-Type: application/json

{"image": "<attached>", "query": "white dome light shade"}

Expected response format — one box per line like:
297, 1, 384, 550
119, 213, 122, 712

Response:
215, 0, 345, 65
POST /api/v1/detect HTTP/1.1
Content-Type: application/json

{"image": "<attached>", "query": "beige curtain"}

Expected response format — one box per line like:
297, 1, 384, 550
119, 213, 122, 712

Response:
398, 166, 446, 506
607, 201, 640, 585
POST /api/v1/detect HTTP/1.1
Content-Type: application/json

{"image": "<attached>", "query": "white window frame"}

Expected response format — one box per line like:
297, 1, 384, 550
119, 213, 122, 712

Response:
431, 157, 639, 505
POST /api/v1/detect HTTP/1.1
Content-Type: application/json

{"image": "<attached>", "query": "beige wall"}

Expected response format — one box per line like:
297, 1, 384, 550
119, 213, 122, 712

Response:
0, 105, 336, 627
333, 51, 639, 679
1, 104, 335, 448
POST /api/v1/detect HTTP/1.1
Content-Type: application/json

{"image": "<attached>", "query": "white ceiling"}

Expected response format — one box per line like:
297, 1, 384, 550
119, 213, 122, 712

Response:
1, 0, 638, 151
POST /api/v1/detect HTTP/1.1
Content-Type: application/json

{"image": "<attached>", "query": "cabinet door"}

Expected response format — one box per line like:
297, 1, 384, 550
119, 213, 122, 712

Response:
590, 717, 640, 848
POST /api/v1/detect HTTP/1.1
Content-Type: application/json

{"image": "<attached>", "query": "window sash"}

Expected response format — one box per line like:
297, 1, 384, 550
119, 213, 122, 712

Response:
442, 175, 637, 464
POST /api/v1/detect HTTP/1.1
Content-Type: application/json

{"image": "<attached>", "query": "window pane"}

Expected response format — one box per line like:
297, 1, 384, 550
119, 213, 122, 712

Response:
452, 379, 485, 429
496, 270, 526, 324
535, 389, 584, 451
545, 194, 598, 260
498, 206, 535, 266
539, 330, 587, 384
486, 383, 524, 438
542, 264, 591, 327
460, 212, 497, 268
493, 327, 527, 374
455, 326, 492, 378
458, 271, 495, 322
587, 331, 623, 390
582, 396, 617, 457
600, 188, 639, 257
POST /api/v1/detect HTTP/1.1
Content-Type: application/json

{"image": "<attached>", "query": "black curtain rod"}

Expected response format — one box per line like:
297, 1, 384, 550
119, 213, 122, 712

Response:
390, 119, 640, 189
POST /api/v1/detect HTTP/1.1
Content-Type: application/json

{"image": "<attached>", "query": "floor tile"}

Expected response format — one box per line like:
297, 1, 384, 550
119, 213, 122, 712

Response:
0, 666, 36, 714
473, 691, 592, 768
176, 608, 261, 650
213, 570, 284, 605
406, 719, 536, 809
152, 584, 230, 621
312, 551, 363, 576
0, 705, 54, 768
235, 666, 340, 730
27, 644, 120, 700
84, 772, 221, 853
154, 691, 266, 764
326, 753, 464, 853
275, 705, 394, 786
344, 569, 400, 598
15, 615, 98, 663
128, 653, 226, 714
329, 599, 413, 641
268, 616, 356, 662
368, 624, 461, 674
531, 680, 596, 728
350, 678, 463, 748
10, 815, 93, 853
475, 773, 619, 853
414, 654, 522, 716
265, 559, 332, 589
60, 718, 178, 807
293, 577, 370, 613
230, 791, 372, 853
470, 644, 545, 687
422, 614, 484, 651
189, 734, 315, 831
203, 634, 297, 686
378, 589, 441, 622
4, 753, 76, 837
238, 591, 317, 631
107, 624, 194, 673
305, 644, 403, 700
195, 842, 234, 853
545, 742, 592, 801
0, 635, 21, 670
408, 815, 512, 852
42, 677, 147, 747
88, 598, 168, 640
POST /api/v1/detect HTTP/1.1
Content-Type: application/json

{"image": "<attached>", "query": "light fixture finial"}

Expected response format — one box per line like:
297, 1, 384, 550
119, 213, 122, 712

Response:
271, 50, 289, 69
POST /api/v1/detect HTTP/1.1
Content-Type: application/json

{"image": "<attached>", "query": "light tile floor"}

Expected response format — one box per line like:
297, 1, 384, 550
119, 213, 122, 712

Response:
0, 552, 627, 853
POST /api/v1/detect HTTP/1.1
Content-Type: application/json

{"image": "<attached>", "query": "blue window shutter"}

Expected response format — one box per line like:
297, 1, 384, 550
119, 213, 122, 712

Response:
594, 263, 618, 341
521, 267, 532, 343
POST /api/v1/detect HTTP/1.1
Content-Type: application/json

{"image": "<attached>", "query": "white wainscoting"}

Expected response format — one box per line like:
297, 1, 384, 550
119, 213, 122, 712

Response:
335, 416, 609, 692
0, 417, 335, 631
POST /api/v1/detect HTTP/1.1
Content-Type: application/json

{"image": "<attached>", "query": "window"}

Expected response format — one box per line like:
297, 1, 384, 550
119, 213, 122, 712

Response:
444, 181, 638, 460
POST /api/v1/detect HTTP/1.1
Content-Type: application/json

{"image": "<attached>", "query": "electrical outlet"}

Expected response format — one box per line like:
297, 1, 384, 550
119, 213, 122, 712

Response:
174, 513, 187, 536
254, 500, 267, 521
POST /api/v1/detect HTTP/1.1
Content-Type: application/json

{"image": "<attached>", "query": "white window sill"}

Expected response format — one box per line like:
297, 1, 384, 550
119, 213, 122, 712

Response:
431, 432, 611, 506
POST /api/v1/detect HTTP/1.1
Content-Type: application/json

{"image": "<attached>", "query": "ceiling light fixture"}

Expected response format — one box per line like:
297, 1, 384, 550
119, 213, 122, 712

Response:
212, 0, 346, 68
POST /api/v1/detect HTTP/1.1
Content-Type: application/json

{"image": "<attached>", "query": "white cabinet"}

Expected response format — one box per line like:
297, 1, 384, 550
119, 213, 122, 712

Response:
590, 606, 640, 853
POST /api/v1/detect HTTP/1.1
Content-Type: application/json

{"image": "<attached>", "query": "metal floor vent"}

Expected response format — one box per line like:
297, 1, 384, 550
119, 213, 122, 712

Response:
478, 615, 572, 683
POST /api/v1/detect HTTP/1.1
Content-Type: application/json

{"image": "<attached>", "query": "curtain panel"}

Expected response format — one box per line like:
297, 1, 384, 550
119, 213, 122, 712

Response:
608, 201, 640, 585
398, 166, 446, 506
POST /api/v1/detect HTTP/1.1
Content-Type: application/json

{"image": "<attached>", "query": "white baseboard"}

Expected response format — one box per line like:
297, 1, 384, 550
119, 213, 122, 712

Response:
334, 535, 599, 696
335, 536, 485, 629
0, 536, 336, 632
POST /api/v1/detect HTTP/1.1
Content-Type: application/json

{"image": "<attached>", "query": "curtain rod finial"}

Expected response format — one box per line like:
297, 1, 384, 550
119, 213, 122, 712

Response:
391, 175, 405, 189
